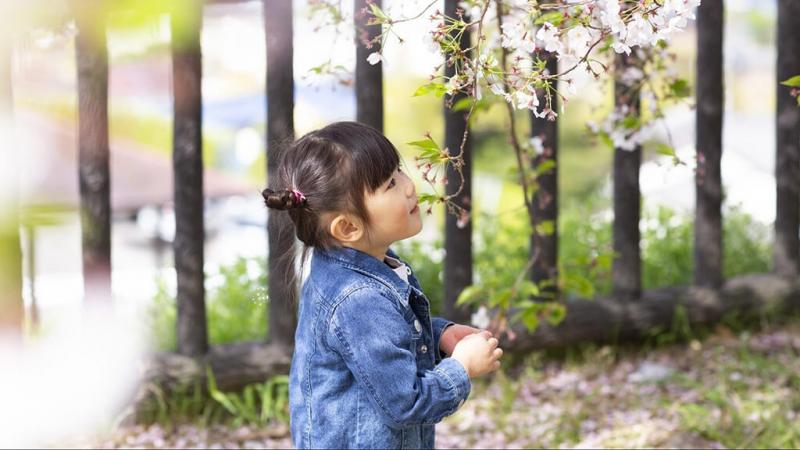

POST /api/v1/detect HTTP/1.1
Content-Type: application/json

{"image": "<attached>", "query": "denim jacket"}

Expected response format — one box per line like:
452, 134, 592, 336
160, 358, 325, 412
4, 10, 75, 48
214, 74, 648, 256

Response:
288, 245, 471, 449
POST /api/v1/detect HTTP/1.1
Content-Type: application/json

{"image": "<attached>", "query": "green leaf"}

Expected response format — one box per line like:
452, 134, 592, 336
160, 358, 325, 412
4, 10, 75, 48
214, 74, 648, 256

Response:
206, 366, 238, 416
780, 75, 800, 87
655, 143, 676, 157
368, 2, 389, 21
520, 309, 539, 331
496, 289, 512, 309
595, 253, 613, 270
406, 138, 440, 152
534, 13, 563, 26
544, 303, 566, 325
518, 280, 541, 298
535, 159, 557, 175
418, 193, 441, 205
669, 79, 691, 98
452, 97, 473, 112
621, 115, 641, 130
413, 82, 447, 98
565, 273, 595, 298
456, 284, 482, 306
598, 131, 614, 150
535, 220, 555, 236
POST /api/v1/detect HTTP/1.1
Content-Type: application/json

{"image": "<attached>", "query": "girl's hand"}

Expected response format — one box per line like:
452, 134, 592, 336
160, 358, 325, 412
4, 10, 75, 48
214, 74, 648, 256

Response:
439, 324, 493, 357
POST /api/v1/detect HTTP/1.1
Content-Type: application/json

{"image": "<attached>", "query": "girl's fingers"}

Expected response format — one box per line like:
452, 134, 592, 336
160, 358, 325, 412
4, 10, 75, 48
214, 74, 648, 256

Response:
493, 348, 503, 358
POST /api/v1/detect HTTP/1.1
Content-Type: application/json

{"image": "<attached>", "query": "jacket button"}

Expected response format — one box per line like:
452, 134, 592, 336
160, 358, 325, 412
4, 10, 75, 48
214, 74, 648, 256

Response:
420, 344, 427, 353
414, 319, 421, 332
406, 266, 412, 275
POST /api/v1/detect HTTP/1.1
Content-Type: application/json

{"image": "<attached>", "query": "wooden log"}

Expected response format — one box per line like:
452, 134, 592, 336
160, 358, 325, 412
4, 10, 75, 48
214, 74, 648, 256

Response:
694, 0, 724, 288
140, 341, 292, 393
75, 6, 112, 305
774, 0, 800, 277
443, 0, 473, 325
354, 0, 383, 131
264, 0, 298, 351
171, 0, 208, 357
136, 273, 800, 395
496, 273, 800, 353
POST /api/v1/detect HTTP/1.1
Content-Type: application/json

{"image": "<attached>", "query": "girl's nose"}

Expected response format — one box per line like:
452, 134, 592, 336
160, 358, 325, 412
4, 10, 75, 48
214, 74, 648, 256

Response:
404, 176, 415, 197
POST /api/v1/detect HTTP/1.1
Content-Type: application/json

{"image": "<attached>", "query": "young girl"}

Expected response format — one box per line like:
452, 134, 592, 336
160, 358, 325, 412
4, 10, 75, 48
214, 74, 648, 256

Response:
262, 121, 503, 449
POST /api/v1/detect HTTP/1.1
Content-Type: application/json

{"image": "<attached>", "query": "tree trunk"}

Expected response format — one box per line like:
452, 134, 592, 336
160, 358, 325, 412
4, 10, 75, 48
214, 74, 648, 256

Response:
75, 7, 112, 305
529, 51, 559, 299
0, 36, 23, 340
354, 0, 383, 132
443, 0, 473, 325
172, 0, 208, 357
612, 50, 642, 301
264, 0, 297, 352
774, 0, 800, 278
694, 0, 724, 288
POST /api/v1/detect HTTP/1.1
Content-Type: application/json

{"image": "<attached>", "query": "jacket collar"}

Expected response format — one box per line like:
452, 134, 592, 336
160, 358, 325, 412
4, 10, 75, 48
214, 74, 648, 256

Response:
315, 245, 413, 308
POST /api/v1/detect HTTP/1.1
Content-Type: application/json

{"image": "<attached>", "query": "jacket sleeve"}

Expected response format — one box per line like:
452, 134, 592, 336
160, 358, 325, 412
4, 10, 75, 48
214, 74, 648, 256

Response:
431, 316, 456, 362
326, 287, 471, 429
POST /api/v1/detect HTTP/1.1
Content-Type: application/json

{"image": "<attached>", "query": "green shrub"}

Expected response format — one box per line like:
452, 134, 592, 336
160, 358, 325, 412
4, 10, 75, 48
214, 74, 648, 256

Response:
395, 193, 774, 317
146, 256, 268, 352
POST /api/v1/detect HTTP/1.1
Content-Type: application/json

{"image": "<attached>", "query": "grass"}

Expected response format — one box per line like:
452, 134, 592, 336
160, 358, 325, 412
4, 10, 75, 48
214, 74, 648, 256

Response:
445, 316, 800, 449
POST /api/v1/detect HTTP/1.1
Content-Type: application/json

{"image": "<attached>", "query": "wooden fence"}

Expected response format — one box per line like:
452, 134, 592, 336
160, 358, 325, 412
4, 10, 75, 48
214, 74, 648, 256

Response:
3, 0, 799, 391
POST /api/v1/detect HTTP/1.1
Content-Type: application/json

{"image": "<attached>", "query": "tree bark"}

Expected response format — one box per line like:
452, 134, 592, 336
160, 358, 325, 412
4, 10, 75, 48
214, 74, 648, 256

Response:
694, 0, 724, 288
264, 0, 297, 352
529, 51, 559, 299
774, 0, 800, 278
612, 50, 642, 301
172, 0, 208, 357
443, 0, 473, 325
75, 7, 112, 306
354, 0, 383, 132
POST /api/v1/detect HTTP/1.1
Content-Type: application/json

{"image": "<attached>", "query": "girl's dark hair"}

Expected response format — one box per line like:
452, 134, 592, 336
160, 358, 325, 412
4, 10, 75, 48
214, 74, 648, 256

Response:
261, 121, 402, 300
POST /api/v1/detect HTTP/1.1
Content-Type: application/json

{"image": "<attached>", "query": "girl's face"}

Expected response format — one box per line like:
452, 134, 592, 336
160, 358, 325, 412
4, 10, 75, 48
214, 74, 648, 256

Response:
362, 163, 423, 248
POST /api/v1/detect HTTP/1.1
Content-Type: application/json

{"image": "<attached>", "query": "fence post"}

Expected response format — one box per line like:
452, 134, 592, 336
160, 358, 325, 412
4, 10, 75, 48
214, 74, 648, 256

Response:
172, 0, 208, 357
264, 0, 298, 351
694, 0, 724, 288
529, 50, 559, 300
354, 0, 383, 131
75, 5, 112, 306
443, 0, 473, 325
611, 49, 642, 301
774, 0, 800, 278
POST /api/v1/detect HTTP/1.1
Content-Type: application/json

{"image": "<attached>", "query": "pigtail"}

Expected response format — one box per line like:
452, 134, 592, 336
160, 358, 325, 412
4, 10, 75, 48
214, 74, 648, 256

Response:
261, 188, 307, 210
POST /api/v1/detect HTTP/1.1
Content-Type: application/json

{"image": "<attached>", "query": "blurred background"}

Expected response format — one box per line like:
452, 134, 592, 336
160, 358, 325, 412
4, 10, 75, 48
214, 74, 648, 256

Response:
2, 0, 797, 448
7, 0, 779, 337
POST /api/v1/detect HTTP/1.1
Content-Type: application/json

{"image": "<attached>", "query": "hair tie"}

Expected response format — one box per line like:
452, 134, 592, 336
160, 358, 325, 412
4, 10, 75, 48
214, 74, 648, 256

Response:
289, 188, 306, 208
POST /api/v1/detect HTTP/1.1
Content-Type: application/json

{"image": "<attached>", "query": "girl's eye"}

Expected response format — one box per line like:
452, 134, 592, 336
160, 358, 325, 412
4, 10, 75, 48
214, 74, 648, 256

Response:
388, 178, 396, 188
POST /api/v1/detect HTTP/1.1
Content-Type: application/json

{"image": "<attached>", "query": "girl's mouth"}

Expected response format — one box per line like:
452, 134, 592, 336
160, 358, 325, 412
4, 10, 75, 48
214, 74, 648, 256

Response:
410, 204, 419, 214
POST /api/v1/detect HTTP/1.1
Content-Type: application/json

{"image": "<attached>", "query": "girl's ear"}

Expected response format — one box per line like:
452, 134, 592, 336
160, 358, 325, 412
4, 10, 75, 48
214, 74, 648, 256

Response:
329, 214, 364, 243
